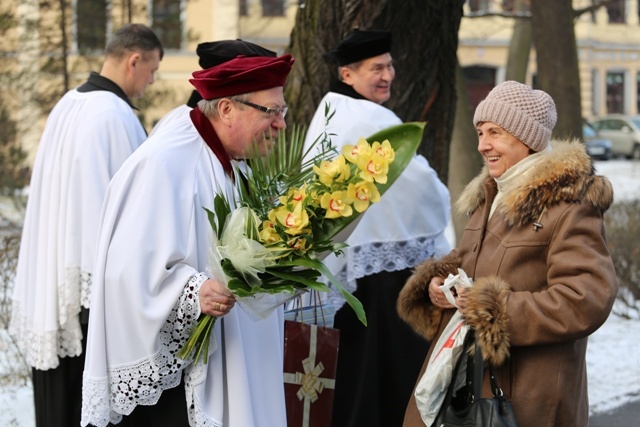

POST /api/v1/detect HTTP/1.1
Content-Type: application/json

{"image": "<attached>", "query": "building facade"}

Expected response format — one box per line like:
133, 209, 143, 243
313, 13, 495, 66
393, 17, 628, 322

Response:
7, 0, 640, 162
458, 0, 640, 118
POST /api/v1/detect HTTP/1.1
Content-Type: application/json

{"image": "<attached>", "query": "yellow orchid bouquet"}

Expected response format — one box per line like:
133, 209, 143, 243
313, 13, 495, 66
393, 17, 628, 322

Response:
178, 121, 425, 364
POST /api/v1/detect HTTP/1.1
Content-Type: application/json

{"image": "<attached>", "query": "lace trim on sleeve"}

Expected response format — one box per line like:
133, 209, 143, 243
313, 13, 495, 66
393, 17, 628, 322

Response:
9, 266, 88, 370
81, 272, 206, 427
184, 364, 224, 427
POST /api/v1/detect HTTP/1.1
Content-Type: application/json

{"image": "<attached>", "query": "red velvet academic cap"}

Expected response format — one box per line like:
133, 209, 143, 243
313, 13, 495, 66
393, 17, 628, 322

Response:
189, 54, 295, 100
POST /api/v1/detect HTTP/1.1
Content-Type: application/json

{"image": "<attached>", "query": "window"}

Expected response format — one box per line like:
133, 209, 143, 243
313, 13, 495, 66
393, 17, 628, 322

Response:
468, 0, 490, 13
76, 0, 107, 52
152, 0, 183, 50
606, 72, 624, 114
606, 0, 625, 24
240, 0, 248, 16
262, 0, 285, 16
462, 65, 497, 110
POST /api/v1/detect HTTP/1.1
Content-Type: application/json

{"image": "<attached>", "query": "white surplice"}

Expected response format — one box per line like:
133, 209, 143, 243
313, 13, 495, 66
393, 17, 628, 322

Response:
81, 109, 286, 427
10, 89, 147, 370
304, 91, 452, 309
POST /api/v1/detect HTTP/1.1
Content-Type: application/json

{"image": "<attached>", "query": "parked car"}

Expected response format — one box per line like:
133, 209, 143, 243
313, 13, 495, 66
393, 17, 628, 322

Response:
583, 122, 612, 160
589, 114, 640, 159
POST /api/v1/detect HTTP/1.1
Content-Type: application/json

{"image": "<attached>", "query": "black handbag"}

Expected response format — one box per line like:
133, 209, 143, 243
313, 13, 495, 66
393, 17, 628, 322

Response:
433, 330, 519, 427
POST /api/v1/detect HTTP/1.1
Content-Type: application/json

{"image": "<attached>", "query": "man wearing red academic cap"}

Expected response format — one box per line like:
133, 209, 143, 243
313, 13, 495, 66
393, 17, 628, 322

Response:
303, 29, 452, 427
81, 54, 294, 427
149, 39, 276, 137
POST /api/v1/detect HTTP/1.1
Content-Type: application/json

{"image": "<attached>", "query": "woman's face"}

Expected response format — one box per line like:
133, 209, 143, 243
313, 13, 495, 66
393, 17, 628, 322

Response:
476, 122, 531, 178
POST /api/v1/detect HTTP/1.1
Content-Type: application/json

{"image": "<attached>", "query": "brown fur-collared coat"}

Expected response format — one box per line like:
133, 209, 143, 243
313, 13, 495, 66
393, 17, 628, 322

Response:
398, 140, 618, 427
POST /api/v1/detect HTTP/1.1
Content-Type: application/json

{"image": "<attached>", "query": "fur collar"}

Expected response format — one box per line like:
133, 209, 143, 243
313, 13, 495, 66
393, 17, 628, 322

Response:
455, 139, 614, 227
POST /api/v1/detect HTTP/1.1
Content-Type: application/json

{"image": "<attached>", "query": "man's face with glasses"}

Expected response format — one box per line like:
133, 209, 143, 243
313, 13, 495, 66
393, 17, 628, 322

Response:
225, 87, 287, 158
234, 99, 288, 118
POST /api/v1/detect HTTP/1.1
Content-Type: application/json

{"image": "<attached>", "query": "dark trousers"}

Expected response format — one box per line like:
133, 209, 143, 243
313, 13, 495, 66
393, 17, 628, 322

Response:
32, 353, 85, 427
116, 381, 190, 427
331, 268, 430, 427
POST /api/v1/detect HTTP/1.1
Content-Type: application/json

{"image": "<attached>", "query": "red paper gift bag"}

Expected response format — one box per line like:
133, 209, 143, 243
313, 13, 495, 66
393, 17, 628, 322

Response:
283, 319, 340, 427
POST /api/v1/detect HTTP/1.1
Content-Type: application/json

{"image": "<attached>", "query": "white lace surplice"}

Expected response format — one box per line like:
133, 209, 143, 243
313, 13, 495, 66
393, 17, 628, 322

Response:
10, 89, 146, 370
81, 112, 286, 427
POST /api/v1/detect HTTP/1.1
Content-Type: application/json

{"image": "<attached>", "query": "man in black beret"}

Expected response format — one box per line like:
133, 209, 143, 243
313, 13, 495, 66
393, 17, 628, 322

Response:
150, 39, 276, 136
303, 28, 452, 427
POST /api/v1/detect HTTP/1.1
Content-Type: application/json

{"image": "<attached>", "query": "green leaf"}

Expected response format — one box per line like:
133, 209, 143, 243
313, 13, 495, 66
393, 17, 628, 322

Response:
265, 268, 328, 290
212, 194, 231, 237
296, 257, 367, 326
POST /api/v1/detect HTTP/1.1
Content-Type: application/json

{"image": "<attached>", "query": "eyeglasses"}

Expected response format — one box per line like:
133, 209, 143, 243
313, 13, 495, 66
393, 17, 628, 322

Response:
234, 99, 288, 118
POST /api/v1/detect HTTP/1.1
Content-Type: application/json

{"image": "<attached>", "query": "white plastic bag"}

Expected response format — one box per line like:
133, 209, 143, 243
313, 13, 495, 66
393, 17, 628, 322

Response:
438, 268, 473, 307
415, 268, 474, 426
415, 311, 469, 426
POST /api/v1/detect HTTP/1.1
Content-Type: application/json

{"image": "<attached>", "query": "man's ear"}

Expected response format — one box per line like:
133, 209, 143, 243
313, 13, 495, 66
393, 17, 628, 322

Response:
339, 66, 352, 85
127, 52, 142, 72
217, 98, 235, 125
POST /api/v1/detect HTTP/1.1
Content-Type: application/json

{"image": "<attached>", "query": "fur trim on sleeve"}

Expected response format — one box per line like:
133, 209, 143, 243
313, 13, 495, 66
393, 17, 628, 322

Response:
397, 253, 460, 340
463, 276, 511, 366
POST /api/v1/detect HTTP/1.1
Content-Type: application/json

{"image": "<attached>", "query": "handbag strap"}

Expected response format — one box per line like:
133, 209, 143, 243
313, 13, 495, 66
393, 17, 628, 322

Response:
474, 340, 505, 400
439, 328, 476, 408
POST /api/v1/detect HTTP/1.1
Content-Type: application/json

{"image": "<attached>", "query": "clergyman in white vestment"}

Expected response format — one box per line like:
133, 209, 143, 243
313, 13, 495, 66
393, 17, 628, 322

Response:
81, 54, 295, 427
302, 29, 452, 427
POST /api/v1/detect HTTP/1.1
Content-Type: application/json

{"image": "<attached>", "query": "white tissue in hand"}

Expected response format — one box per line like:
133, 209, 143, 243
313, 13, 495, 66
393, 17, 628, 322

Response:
438, 268, 473, 307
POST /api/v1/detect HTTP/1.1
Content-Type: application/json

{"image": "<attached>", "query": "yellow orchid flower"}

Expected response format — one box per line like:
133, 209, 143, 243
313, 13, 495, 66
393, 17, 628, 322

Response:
287, 236, 311, 253
347, 181, 381, 213
343, 137, 373, 165
313, 155, 351, 187
371, 139, 395, 164
274, 202, 310, 235
320, 191, 354, 219
259, 219, 282, 244
360, 157, 389, 184
278, 184, 308, 206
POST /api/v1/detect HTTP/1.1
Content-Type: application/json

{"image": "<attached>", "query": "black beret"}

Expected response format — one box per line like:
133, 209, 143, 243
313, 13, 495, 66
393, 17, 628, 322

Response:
196, 39, 277, 70
326, 29, 392, 66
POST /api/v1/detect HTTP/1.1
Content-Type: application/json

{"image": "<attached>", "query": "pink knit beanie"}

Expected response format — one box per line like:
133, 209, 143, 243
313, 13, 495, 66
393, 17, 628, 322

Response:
473, 81, 557, 152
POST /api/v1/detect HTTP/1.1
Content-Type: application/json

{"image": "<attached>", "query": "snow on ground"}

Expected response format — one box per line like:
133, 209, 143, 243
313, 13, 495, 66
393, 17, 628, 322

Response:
587, 303, 640, 414
0, 160, 638, 426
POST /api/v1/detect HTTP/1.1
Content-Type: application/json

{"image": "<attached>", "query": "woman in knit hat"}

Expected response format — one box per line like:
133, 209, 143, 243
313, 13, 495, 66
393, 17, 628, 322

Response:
397, 81, 618, 427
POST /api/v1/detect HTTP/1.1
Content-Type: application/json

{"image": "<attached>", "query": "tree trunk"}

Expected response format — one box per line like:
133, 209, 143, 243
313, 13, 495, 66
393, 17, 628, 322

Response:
449, 60, 484, 244
505, 0, 532, 83
530, 0, 582, 141
286, 0, 465, 183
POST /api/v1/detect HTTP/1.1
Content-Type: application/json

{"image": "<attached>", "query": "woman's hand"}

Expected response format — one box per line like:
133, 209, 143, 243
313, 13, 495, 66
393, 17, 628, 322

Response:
199, 278, 236, 316
429, 276, 455, 309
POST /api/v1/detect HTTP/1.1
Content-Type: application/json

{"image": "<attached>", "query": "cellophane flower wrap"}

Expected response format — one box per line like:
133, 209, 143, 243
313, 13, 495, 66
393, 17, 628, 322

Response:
178, 121, 426, 364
